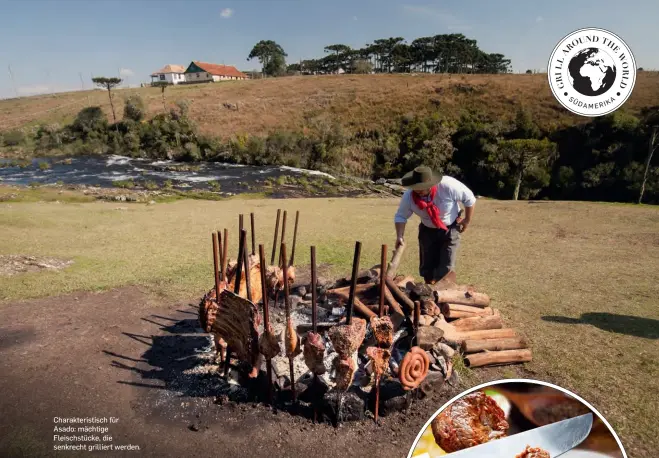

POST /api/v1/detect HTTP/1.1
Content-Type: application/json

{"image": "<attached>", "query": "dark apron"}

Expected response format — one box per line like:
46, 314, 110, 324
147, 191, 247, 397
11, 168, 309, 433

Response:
418, 221, 461, 283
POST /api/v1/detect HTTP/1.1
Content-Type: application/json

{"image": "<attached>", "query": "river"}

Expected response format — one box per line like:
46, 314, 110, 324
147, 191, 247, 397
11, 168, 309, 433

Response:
0, 155, 335, 194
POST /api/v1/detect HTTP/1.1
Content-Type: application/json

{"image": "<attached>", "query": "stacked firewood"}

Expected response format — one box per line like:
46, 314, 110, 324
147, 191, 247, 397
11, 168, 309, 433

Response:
325, 245, 532, 370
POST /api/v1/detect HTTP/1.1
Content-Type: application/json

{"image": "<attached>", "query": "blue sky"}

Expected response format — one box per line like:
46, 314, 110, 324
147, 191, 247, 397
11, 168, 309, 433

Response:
0, 0, 657, 99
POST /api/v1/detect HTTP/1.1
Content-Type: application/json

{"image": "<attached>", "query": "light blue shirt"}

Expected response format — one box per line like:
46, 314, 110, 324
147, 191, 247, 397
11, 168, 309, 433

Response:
394, 176, 476, 228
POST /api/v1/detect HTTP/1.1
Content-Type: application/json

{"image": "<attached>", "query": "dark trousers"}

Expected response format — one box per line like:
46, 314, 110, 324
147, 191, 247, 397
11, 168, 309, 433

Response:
418, 223, 461, 283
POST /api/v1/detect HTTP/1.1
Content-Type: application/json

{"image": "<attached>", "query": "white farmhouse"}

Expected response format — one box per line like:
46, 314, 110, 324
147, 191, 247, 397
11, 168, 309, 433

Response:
150, 64, 187, 85
183, 61, 248, 83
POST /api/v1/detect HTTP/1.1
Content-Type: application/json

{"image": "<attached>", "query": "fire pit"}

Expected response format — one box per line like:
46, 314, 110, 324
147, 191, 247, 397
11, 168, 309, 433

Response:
196, 209, 531, 424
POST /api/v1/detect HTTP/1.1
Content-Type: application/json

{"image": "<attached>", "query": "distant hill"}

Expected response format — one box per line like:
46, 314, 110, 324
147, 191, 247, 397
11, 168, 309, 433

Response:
2, 72, 659, 137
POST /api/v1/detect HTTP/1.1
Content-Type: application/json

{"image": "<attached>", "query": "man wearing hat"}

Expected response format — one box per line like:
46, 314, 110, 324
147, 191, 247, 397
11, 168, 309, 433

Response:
394, 166, 476, 284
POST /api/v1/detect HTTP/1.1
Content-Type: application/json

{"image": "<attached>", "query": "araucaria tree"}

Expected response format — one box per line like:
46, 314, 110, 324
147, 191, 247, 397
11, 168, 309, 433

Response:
151, 81, 169, 112
247, 40, 288, 77
91, 77, 122, 123
495, 138, 557, 200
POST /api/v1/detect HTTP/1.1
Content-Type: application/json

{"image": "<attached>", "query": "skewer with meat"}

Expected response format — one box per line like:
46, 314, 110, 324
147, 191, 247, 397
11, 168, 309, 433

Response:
366, 347, 391, 380
198, 281, 228, 361
431, 391, 509, 453
328, 318, 366, 390
515, 446, 550, 458
370, 316, 394, 348
303, 332, 326, 375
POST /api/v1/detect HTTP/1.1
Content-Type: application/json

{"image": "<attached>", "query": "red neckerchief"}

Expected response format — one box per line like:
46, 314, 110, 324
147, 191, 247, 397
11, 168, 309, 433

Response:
411, 185, 448, 231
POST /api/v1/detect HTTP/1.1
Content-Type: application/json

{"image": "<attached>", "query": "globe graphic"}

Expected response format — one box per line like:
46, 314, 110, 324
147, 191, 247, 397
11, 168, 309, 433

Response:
567, 47, 617, 96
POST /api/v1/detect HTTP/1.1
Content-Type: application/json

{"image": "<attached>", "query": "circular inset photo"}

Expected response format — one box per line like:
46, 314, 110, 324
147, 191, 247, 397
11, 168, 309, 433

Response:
408, 379, 626, 458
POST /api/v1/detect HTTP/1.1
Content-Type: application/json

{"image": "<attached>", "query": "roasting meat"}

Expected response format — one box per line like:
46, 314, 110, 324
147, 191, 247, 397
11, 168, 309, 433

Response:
210, 289, 260, 365
285, 320, 302, 358
303, 332, 326, 375
226, 256, 263, 304
366, 347, 391, 379
265, 265, 296, 292
258, 325, 281, 359
333, 355, 356, 391
431, 391, 509, 453
329, 318, 367, 358
515, 446, 550, 458
198, 281, 228, 332
369, 316, 394, 348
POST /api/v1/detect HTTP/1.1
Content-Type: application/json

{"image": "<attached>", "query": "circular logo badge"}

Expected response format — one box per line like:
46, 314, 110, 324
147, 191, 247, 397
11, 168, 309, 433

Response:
548, 28, 636, 117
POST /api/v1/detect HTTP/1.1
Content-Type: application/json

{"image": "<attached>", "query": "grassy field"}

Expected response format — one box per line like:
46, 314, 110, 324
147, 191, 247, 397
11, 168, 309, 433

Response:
2, 72, 659, 136
1, 191, 658, 456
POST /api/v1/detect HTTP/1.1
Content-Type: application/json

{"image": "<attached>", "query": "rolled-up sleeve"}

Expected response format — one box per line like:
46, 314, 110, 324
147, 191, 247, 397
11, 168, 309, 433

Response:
451, 178, 476, 207
394, 192, 413, 223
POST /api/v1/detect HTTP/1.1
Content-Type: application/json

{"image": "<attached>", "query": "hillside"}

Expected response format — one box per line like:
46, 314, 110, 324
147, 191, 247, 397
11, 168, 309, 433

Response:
2, 72, 659, 137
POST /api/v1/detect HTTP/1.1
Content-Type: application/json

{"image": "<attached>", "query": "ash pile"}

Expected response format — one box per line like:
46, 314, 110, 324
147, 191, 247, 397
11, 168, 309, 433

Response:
198, 210, 531, 424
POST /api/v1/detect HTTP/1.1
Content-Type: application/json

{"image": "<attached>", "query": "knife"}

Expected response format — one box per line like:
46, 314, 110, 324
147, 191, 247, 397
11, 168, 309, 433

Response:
444, 413, 593, 457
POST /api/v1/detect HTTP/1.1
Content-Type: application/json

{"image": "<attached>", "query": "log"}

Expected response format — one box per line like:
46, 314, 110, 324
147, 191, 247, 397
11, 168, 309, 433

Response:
386, 242, 405, 279
444, 328, 518, 345
464, 349, 532, 368
330, 290, 377, 319
328, 283, 375, 297
462, 337, 528, 354
375, 282, 406, 318
385, 277, 415, 315
451, 314, 503, 332
433, 289, 490, 307
444, 304, 494, 318
396, 276, 415, 289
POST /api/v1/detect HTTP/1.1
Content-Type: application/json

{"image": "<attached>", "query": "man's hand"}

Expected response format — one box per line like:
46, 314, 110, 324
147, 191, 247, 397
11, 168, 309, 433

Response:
396, 237, 405, 249
458, 219, 470, 233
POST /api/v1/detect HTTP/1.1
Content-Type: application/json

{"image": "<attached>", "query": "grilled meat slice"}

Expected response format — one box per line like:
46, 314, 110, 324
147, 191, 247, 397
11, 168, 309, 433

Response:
333, 355, 356, 391
366, 347, 391, 379
329, 318, 367, 359
285, 320, 302, 358
431, 391, 509, 453
258, 325, 281, 359
370, 316, 394, 348
303, 331, 326, 375
515, 446, 550, 458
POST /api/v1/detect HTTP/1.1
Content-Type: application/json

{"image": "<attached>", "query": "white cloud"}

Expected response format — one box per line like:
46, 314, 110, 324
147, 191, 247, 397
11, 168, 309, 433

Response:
536, 16, 544, 22
402, 5, 471, 31
17, 85, 51, 96
221, 8, 233, 18
119, 68, 134, 77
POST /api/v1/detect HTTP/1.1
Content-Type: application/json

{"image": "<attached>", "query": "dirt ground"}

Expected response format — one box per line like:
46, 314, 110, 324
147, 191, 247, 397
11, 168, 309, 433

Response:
0, 286, 507, 458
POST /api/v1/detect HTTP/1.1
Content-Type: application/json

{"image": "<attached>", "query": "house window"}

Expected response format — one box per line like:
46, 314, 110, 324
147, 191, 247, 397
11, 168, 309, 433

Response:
159, 74, 165, 81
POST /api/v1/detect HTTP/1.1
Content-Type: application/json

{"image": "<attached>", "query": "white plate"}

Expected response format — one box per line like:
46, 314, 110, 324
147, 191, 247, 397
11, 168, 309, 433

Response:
561, 450, 613, 458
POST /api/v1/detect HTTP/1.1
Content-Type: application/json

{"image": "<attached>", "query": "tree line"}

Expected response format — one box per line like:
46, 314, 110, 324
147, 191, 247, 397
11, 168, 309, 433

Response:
247, 34, 512, 77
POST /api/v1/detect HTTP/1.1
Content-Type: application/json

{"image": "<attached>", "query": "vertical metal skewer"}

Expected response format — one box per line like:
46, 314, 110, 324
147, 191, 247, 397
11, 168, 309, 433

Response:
225, 229, 246, 379
217, 230, 224, 282
250, 212, 256, 256
242, 230, 252, 302
375, 244, 387, 424
278, 210, 288, 267
221, 229, 228, 282
346, 241, 362, 325
271, 209, 281, 265
212, 233, 221, 298
281, 242, 296, 404
239, 213, 244, 234
310, 245, 318, 422
259, 244, 273, 405
289, 211, 300, 266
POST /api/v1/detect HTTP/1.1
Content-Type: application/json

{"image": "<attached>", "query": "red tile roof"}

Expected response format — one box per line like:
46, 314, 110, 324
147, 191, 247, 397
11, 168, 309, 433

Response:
193, 62, 247, 78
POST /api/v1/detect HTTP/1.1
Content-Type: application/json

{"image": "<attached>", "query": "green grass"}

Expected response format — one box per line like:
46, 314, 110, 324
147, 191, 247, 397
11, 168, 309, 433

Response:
0, 194, 657, 455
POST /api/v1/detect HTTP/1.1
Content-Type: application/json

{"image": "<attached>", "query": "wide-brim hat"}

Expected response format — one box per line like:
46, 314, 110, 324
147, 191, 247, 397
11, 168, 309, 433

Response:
401, 166, 441, 190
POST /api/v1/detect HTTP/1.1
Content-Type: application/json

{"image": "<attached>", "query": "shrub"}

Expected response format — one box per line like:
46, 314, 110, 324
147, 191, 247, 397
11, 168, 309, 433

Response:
113, 179, 135, 189
35, 124, 63, 150
72, 106, 108, 141
38, 161, 51, 170
2, 130, 26, 146
144, 180, 159, 190
124, 95, 146, 122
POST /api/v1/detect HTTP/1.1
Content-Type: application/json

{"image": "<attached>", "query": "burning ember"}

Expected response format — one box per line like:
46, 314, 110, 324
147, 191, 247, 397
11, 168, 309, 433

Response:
196, 209, 531, 424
